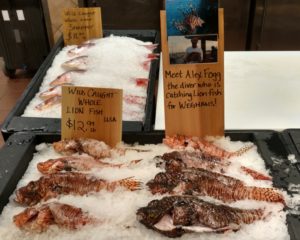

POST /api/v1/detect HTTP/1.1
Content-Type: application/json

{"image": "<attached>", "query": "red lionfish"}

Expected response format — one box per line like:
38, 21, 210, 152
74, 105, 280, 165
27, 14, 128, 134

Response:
37, 155, 141, 175
53, 138, 151, 159
15, 172, 141, 206
14, 202, 98, 232
163, 135, 254, 160
173, 5, 205, 35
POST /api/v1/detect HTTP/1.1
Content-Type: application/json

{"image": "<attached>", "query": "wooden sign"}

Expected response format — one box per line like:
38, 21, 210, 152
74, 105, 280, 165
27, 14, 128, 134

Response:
62, 7, 102, 45
161, 9, 224, 137
61, 86, 122, 147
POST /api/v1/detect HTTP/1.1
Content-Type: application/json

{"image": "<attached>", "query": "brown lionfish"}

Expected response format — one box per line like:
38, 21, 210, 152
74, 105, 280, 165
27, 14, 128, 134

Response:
15, 172, 141, 206
163, 135, 254, 160
53, 138, 112, 159
35, 96, 62, 111
14, 202, 98, 232
37, 155, 141, 175
137, 195, 265, 238
157, 150, 272, 181
53, 138, 150, 159
147, 168, 285, 204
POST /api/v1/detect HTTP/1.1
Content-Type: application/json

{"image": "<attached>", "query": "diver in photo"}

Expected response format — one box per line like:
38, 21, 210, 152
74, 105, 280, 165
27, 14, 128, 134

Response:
184, 37, 203, 63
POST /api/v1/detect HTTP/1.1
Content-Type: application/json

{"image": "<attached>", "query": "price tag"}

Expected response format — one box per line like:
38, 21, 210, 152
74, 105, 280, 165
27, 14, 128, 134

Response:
61, 86, 122, 147
62, 7, 102, 45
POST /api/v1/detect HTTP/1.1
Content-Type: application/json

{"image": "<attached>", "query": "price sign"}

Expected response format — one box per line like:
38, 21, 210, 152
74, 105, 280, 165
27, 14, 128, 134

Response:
62, 7, 102, 45
62, 86, 122, 147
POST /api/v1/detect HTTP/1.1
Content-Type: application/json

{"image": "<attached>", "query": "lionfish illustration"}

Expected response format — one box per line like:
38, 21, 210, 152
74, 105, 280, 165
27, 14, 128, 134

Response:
173, 3, 205, 35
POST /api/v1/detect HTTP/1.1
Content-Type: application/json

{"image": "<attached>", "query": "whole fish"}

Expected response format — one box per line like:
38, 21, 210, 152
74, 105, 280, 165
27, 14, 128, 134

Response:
35, 95, 61, 111
49, 70, 84, 87
137, 195, 265, 238
68, 42, 95, 57
39, 83, 73, 100
163, 135, 253, 160
15, 172, 141, 206
157, 151, 272, 181
62, 56, 88, 71
185, 15, 205, 32
53, 138, 111, 159
37, 155, 141, 174
147, 168, 285, 204
157, 150, 229, 173
139, 43, 158, 51
14, 202, 97, 232
124, 95, 146, 107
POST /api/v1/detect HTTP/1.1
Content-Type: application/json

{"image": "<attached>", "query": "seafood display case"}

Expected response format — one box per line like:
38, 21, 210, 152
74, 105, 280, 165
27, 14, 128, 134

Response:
0, 130, 300, 239
1, 30, 160, 140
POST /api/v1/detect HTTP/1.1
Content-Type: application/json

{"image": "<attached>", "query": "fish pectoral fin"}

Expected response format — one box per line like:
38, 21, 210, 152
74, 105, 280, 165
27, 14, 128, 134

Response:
154, 215, 176, 232
181, 225, 214, 233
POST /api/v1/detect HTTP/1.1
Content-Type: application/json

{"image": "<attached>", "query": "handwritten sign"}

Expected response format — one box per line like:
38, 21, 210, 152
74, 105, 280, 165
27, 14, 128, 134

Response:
61, 86, 122, 147
62, 7, 102, 45
160, 10, 224, 137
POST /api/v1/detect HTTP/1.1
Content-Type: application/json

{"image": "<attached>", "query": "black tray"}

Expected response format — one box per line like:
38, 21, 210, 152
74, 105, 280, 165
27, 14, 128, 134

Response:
281, 129, 300, 158
1, 30, 160, 140
0, 130, 299, 239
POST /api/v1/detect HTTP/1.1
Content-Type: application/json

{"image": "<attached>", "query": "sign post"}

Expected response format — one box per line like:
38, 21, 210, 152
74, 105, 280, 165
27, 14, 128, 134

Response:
160, 9, 225, 137
61, 86, 122, 147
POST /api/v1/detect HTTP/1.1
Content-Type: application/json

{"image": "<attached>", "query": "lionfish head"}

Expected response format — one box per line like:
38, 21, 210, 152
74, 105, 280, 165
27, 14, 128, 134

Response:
136, 199, 167, 226
15, 181, 41, 205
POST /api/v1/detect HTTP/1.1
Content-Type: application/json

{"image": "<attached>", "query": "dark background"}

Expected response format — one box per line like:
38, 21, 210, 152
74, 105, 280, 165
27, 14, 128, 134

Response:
79, 0, 300, 51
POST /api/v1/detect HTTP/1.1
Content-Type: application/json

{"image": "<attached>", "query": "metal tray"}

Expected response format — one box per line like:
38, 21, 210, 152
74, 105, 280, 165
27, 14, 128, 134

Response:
0, 130, 299, 239
1, 30, 160, 140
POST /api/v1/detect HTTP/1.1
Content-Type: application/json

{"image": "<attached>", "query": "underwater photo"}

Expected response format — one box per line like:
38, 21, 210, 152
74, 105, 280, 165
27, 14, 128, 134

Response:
166, 0, 219, 65
166, 0, 218, 36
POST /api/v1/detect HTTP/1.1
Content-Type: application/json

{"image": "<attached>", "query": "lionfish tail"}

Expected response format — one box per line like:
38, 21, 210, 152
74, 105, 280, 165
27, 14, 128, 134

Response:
232, 144, 254, 157
246, 187, 286, 205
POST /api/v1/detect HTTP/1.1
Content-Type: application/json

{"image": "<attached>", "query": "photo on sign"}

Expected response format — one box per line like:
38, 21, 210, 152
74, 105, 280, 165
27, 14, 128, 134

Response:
166, 0, 219, 64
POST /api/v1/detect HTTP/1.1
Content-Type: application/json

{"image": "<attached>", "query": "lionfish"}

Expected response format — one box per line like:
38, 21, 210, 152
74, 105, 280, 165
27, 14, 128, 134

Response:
53, 138, 112, 159
157, 150, 272, 181
163, 135, 254, 160
13, 202, 98, 232
15, 172, 141, 206
53, 138, 150, 159
137, 195, 265, 237
173, 4, 205, 35
147, 168, 285, 204
37, 155, 141, 175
